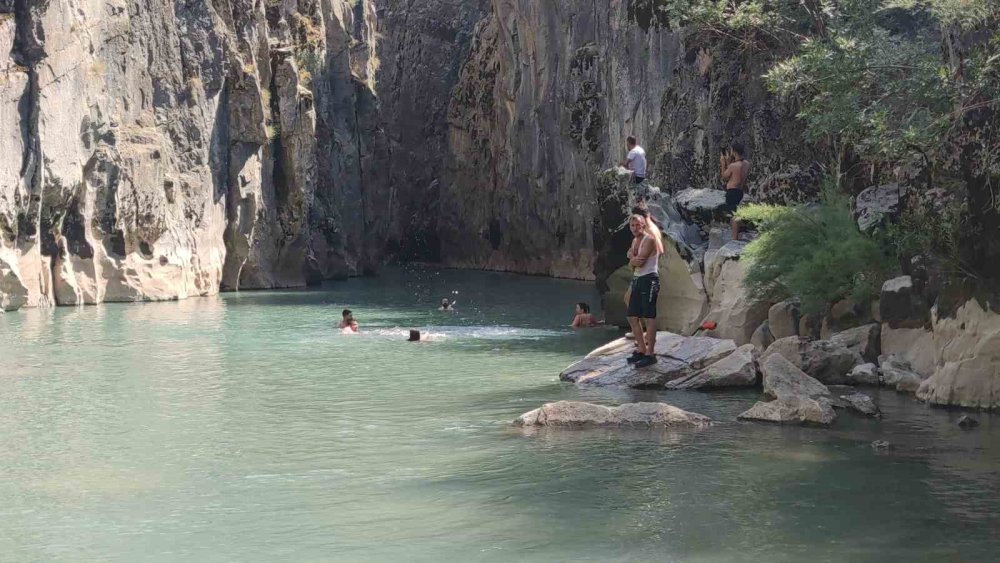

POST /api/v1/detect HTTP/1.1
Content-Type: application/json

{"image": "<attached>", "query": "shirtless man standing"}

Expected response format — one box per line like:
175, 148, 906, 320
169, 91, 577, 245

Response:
720, 142, 751, 240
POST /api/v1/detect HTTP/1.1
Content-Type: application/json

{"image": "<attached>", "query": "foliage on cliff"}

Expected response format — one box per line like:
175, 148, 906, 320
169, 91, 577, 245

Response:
737, 191, 891, 314
643, 0, 998, 282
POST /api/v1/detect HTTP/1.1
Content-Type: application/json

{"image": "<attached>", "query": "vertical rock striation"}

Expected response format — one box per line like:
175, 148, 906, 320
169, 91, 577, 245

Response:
439, 0, 811, 280
0, 0, 387, 309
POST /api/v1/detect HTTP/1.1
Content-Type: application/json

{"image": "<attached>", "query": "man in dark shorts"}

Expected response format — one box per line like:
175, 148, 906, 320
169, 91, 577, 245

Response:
720, 142, 751, 240
625, 214, 661, 368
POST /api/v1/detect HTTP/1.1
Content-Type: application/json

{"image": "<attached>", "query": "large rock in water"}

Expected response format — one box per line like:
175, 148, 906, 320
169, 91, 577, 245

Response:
666, 344, 758, 389
761, 336, 863, 385
515, 401, 712, 427
739, 354, 837, 426
0, 249, 28, 312
880, 355, 926, 394
917, 299, 1000, 410
560, 333, 737, 388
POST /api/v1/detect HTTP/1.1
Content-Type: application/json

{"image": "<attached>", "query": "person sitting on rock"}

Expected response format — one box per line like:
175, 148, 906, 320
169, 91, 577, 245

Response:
570, 302, 600, 328
439, 298, 456, 312
339, 309, 359, 333
719, 142, 751, 240
625, 214, 663, 369
619, 135, 647, 185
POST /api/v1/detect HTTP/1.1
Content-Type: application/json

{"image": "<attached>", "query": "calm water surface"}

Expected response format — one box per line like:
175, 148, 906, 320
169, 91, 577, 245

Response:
1, 267, 998, 561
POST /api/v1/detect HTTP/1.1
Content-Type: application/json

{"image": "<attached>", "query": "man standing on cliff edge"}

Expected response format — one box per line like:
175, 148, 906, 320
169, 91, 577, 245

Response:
620, 136, 647, 185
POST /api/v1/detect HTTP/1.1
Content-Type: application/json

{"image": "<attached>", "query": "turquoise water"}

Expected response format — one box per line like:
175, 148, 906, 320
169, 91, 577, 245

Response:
1, 266, 999, 562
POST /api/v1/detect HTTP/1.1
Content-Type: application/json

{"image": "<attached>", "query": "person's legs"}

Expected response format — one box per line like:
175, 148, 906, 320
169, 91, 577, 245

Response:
731, 217, 741, 240
628, 317, 648, 355
643, 317, 657, 355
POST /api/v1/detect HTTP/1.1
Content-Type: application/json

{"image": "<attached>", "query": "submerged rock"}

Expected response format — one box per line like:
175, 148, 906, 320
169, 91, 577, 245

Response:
957, 415, 979, 429
515, 401, 712, 427
762, 336, 863, 385
560, 333, 737, 388
871, 440, 893, 452
666, 344, 759, 389
738, 354, 837, 426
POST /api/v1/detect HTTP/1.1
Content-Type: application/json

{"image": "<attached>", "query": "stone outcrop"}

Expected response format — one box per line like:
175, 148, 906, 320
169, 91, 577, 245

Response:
880, 355, 925, 394
666, 344, 759, 389
847, 363, 881, 386
916, 299, 1000, 410
560, 332, 736, 388
828, 323, 881, 364
854, 183, 907, 232
739, 354, 837, 426
442, 0, 812, 281
761, 336, 863, 385
750, 321, 775, 351
768, 299, 801, 340
880, 276, 930, 329
514, 401, 712, 427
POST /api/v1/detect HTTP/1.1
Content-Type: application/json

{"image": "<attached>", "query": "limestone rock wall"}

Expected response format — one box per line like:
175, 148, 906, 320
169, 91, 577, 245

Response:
440, 0, 810, 279
0, 0, 385, 309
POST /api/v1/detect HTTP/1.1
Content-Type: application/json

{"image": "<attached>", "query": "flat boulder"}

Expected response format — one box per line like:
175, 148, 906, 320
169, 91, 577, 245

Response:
738, 354, 837, 426
675, 188, 727, 220
560, 333, 737, 388
666, 344, 759, 389
762, 336, 863, 385
828, 323, 881, 363
738, 397, 836, 426
515, 401, 712, 427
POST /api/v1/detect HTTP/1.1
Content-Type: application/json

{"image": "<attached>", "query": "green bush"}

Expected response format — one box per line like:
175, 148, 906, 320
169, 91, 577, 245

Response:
736, 189, 892, 314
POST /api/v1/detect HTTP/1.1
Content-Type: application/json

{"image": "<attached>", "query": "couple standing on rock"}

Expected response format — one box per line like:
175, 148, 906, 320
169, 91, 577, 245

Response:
624, 207, 664, 369
620, 136, 661, 368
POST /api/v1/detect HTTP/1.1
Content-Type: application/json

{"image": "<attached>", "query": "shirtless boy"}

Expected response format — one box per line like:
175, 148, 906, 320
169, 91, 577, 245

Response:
720, 142, 751, 240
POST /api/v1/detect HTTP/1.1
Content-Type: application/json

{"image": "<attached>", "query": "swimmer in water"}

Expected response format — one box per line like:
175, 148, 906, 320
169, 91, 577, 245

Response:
570, 302, 599, 328
439, 298, 456, 312
338, 309, 359, 333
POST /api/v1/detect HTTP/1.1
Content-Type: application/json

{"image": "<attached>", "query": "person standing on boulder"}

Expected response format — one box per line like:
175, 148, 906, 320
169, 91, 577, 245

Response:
620, 136, 647, 185
720, 142, 751, 240
625, 214, 663, 368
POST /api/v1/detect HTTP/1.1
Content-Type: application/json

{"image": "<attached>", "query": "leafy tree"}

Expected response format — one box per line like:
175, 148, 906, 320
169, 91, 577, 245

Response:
737, 189, 892, 314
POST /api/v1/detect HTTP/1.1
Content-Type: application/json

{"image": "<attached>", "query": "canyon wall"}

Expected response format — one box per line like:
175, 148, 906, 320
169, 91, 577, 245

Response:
439, 0, 812, 280
0, 0, 385, 308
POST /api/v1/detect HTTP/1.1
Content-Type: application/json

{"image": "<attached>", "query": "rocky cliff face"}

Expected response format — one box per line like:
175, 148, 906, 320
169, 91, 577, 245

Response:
439, 0, 811, 279
0, 0, 387, 308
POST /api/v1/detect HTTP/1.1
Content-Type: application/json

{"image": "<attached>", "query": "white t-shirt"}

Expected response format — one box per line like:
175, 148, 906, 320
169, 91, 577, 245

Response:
627, 146, 647, 177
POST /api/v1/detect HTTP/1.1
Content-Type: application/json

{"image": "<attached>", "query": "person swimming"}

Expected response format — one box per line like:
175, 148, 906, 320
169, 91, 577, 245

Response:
338, 309, 359, 333
570, 302, 599, 328
439, 298, 456, 312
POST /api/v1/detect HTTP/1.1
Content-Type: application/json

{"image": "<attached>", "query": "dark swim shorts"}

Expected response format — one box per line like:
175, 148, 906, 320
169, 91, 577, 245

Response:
720, 188, 744, 214
627, 273, 660, 319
